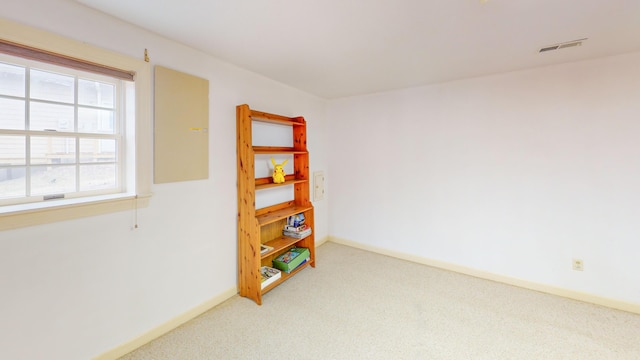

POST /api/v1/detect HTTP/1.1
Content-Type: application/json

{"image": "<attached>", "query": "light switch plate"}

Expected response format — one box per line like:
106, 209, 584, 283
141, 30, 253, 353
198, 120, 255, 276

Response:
313, 171, 324, 201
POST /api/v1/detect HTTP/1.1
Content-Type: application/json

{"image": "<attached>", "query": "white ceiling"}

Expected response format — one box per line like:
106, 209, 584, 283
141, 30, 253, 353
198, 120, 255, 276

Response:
76, 0, 640, 99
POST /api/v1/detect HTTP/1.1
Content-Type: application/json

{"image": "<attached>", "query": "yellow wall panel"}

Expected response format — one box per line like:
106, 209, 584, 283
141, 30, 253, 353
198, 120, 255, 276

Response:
154, 66, 209, 183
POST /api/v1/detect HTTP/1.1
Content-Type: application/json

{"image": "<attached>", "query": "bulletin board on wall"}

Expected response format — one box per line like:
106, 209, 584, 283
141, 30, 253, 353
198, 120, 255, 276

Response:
154, 66, 209, 184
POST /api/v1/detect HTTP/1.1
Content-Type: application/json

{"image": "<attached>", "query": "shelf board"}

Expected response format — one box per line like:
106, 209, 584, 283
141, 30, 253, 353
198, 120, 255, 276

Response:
250, 110, 304, 126
253, 146, 307, 155
261, 235, 311, 259
256, 204, 313, 226
256, 178, 308, 191
261, 260, 312, 294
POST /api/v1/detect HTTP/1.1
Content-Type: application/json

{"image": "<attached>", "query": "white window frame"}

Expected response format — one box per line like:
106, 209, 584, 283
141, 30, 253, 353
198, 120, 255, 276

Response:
0, 19, 152, 231
0, 57, 129, 205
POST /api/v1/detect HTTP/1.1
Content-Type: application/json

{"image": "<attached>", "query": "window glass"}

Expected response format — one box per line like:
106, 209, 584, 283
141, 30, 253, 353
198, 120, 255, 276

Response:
0, 135, 26, 165
30, 165, 76, 195
0, 135, 27, 199
30, 69, 74, 103
0, 167, 26, 199
79, 138, 116, 163
0, 62, 25, 97
78, 107, 115, 134
30, 136, 76, 165
80, 164, 117, 191
30, 102, 75, 131
0, 98, 25, 130
78, 79, 115, 108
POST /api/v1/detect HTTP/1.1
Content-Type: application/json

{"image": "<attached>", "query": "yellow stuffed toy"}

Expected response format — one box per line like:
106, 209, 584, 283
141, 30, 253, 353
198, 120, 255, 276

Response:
271, 158, 288, 184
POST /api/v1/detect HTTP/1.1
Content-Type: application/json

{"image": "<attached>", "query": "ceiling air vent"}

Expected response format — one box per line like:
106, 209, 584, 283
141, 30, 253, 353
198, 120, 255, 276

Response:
558, 41, 582, 49
539, 45, 559, 53
539, 38, 587, 53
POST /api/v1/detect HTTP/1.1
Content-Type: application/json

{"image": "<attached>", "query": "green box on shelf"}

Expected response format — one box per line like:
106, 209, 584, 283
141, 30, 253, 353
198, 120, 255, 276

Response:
272, 247, 310, 273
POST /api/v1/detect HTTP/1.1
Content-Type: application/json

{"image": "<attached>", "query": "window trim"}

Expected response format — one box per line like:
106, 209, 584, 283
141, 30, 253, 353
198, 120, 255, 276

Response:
0, 18, 152, 231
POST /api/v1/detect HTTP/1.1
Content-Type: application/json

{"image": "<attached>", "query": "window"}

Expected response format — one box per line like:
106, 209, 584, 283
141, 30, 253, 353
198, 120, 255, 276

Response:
0, 19, 151, 230
0, 56, 133, 205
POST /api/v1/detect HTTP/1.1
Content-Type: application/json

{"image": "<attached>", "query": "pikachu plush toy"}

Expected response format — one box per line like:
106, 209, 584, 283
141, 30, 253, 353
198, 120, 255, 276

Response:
271, 158, 288, 184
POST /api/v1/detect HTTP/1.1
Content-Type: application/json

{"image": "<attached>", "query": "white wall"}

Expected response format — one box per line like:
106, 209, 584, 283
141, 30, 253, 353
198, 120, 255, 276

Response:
327, 52, 640, 305
0, 1, 328, 359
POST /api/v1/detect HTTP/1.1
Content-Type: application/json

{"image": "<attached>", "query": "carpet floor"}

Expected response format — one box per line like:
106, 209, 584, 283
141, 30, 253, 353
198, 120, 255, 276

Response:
119, 241, 640, 359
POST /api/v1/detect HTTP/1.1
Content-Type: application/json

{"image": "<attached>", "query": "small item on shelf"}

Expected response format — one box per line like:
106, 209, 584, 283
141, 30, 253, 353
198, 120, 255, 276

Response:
284, 224, 308, 232
271, 158, 288, 184
287, 213, 305, 227
283, 227, 312, 239
260, 266, 282, 289
272, 247, 310, 273
260, 244, 274, 255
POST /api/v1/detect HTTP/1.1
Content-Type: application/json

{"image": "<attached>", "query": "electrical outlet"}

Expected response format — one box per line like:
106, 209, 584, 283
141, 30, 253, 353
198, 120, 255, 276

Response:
572, 259, 584, 271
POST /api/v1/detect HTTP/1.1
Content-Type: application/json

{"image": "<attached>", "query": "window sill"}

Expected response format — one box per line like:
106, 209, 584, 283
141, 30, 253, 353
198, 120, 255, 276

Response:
0, 193, 152, 231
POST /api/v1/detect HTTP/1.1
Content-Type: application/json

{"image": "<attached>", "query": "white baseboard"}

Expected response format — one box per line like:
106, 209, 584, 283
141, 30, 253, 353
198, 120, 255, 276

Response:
329, 236, 640, 315
316, 235, 330, 247
93, 286, 238, 360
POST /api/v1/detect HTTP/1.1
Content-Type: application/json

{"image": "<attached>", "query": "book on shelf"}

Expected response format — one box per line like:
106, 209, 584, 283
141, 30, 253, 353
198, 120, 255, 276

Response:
272, 247, 310, 273
260, 266, 281, 289
283, 227, 312, 239
292, 257, 308, 271
284, 224, 309, 232
287, 213, 306, 227
260, 244, 274, 255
